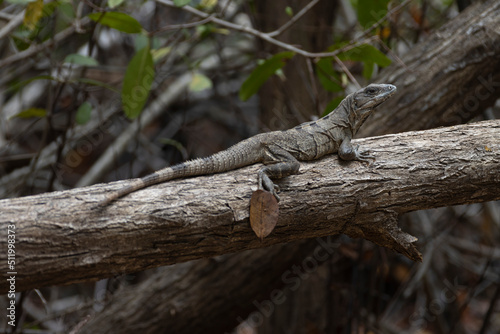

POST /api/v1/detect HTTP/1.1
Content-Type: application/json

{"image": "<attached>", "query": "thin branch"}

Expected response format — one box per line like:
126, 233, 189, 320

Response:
0, 10, 24, 40
267, 0, 321, 37
155, 0, 410, 64
356, 0, 413, 41
150, 15, 215, 35
155, 0, 354, 59
305, 57, 320, 115
0, 17, 90, 68
333, 55, 360, 89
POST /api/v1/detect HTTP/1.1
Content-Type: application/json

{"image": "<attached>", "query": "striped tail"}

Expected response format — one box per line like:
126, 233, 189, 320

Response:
99, 137, 262, 206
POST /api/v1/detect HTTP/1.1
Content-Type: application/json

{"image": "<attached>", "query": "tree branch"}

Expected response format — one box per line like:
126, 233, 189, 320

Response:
1, 120, 499, 293
155, 0, 380, 59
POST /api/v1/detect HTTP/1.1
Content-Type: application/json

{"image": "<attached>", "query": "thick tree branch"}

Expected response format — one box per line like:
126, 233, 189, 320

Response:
1, 120, 499, 293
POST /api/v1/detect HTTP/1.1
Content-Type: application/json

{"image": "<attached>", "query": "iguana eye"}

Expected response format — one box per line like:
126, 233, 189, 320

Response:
365, 87, 378, 95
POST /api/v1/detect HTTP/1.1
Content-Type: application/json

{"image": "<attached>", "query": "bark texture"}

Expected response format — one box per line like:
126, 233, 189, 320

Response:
1, 120, 500, 294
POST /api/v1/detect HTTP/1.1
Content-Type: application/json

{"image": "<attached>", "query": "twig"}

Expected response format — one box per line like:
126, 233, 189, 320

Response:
267, 0, 321, 37
156, 0, 354, 59
0, 10, 24, 40
155, 0, 406, 85
0, 17, 90, 68
333, 55, 360, 89
305, 57, 320, 115
150, 15, 215, 35
357, 0, 413, 41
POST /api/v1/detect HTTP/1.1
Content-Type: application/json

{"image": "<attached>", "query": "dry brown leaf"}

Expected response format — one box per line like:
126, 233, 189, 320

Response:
249, 189, 279, 240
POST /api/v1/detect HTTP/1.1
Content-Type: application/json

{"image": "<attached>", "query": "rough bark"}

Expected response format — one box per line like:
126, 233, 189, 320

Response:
1, 120, 500, 294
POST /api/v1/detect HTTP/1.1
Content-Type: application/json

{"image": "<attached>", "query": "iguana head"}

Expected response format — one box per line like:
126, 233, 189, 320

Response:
349, 83, 396, 132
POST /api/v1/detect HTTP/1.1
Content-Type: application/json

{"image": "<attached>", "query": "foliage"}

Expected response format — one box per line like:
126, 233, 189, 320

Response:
239, 51, 295, 101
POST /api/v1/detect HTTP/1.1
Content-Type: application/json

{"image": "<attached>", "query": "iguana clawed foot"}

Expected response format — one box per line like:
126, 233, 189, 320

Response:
355, 147, 376, 164
258, 170, 280, 202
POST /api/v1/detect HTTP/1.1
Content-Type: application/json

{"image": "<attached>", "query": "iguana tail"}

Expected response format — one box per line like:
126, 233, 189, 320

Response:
99, 137, 263, 206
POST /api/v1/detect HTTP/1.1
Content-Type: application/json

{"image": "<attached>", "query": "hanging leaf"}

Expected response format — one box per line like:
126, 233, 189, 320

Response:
76, 102, 92, 125
200, 0, 217, 10
151, 47, 171, 62
122, 46, 155, 119
239, 51, 295, 101
362, 61, 375, 79
357, 0, 390, 29
12, 108, 46, 119
108, 0, 125, 9
23, 0, 44, 30
189, 73, 212, 92
250, 189, 279, 240
64, 54, 99, 66
88, 12, 143, 34
337, 44, 391, 67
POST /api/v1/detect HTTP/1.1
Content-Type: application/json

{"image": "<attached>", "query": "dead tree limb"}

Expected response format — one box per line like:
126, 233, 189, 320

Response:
1, 120, 499, 293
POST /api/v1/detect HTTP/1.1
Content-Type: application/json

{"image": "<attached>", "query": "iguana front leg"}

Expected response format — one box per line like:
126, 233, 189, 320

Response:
258, 146, 300, 201
338, 136, 374, 163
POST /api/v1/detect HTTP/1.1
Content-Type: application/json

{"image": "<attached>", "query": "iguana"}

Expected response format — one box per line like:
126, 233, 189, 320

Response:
101, 83, 396, 205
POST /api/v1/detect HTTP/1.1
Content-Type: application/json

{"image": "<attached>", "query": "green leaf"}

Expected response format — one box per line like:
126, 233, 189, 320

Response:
362, 61, 374, 79
134, 34, 149, 52
108, 0, 125, 9
285, 6, 293, 17
315, 58, 342, 92
64, 54, 99, 66
76, 102, 92, 125
200, 0, 217, 10
357, 0, 390, 29
122, 45, 155, 119
23, 0, 44, 30
88, 12, 142, 34
189, 73, 212, 92
151, 47, 171, 62
337, 44, 391, 67
322, 96, 345, 117
239, 51, 295, 101
174, 0, 191, 7
12, 108, 46, 119
6, 0, 37, 4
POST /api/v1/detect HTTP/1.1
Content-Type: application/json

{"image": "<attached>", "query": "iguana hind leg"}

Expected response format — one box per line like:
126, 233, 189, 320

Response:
258, 146, 300, 201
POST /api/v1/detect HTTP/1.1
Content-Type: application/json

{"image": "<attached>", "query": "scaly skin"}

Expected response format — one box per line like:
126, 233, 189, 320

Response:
100, 84, 396, 205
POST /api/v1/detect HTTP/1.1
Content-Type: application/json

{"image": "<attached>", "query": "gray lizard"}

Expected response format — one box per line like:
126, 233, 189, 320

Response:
101, 83, 396, 205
